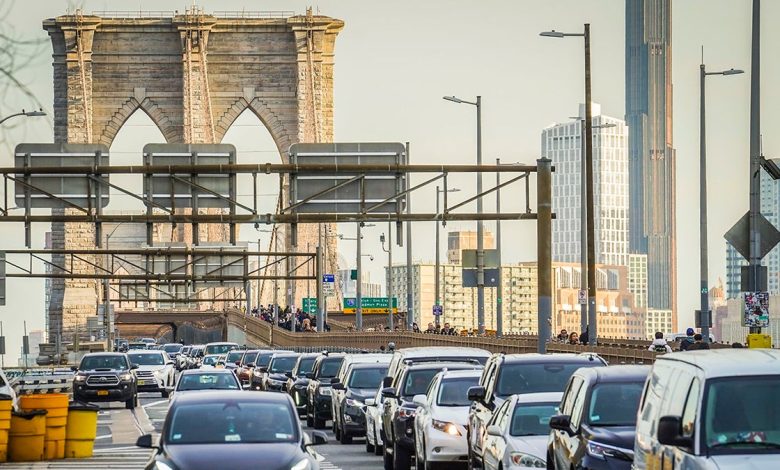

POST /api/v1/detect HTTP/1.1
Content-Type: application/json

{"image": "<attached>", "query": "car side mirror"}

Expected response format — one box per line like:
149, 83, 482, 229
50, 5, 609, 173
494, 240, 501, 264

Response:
549, 415, 574, 436
166, 361, 174, 365
382, 376, 392, 388
70, 366, 78, 372
365, 398, 376, 407
486, 424, 503, 437
657, 416, 692, 447
246, 362, 255, 368
381, 387, 397, 399
332, 383, 345, 391
305, 430, 328, 447
235, 361, 241, 366
130, 364, 139, 370
258, 366, 268, 373
412, 394, 427, 408
135, 434, 156, 449
284, 371, 292, 378
467, 385, 486, 402
304, 372, 313, 379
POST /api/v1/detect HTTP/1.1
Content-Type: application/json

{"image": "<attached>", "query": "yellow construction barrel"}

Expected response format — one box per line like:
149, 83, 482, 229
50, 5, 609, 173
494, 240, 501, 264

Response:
64, 402, 99, 459
0, 394, 12, 462
8, 409, 47, 462
19, 393, 69, 460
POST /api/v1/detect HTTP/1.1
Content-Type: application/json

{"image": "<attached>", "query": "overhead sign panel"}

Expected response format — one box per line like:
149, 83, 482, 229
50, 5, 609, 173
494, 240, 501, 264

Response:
143, 143, 236, 209
14, 143, 110, 208
288, 142, 406, 214
343, 297, 398, 314
462, 249, 500, 288
192, 244, 247, 287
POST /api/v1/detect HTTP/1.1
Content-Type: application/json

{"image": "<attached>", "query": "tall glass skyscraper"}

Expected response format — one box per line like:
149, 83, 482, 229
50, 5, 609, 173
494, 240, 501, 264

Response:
625, 0, 677, 328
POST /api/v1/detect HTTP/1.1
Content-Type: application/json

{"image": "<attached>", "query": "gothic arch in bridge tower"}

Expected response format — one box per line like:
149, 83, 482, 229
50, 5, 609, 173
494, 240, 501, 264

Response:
43, 11, 344, 339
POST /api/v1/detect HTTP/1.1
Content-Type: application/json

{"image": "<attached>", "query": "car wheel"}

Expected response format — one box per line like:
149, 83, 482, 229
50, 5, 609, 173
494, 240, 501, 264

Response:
334, 417, 341, 440
415, 439, 425, 470
161, 389, 169, 398
546, 450, 555, 470
366, 435, 375, 453
339, 420, 352, 445
125, 396, 135, 410
306, 413, 314, 427
383, 441, 393, 470
393, 440, 411, 470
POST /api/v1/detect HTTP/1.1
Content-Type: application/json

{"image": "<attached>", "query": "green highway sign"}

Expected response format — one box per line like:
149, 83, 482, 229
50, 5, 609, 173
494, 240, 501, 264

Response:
343, 297, 398, 314
302, 297, 318, 314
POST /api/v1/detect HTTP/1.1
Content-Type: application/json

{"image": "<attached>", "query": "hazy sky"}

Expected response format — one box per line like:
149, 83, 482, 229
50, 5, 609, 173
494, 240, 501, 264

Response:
0, 0, 777, 361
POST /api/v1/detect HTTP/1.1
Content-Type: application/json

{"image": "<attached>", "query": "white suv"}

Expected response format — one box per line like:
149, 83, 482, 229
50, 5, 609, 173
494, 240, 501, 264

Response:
127, 350, 175, 398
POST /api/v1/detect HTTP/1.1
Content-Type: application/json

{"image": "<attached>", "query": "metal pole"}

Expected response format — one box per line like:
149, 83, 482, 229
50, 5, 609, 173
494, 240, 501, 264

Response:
356, 222, 363, 331
104, 233, 113, 351
584, 24, 597, 345
496, 158, 503, 337
274, 227, 279, 329
316, 245, 324, 332
405, 142, 414, 330
1, 321, 4, 368
579, 119, 588, 335
700, 63, 710, 343
748, 0, 762, 334
387, 222, 394, 330
537, 158, 553, 353
434, 187, 441, 328
476, 95, 485, 336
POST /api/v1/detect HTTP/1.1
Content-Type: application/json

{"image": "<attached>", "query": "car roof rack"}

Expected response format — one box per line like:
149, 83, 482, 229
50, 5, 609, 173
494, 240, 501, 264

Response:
403, 357, 482, 365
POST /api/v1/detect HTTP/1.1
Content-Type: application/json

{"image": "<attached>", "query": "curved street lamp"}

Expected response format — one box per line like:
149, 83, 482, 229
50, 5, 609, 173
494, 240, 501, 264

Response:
0, 109, 46, 126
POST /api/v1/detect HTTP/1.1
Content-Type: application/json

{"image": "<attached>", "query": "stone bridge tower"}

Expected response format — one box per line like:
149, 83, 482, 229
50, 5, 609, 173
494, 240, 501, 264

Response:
43, 9, 343, 338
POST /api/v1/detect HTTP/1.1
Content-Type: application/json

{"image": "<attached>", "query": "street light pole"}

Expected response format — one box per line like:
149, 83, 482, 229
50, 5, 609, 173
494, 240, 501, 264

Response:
357, 222, 363, 331
434, 186, 459, 329
381, 226, 393, 330
0, 109, 46, 126
496, 158, 503, 337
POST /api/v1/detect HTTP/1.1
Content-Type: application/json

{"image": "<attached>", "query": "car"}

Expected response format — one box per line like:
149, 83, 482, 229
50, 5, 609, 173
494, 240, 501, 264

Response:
176, 346, 192, 371
250, 350, 290, 390
187, 346, 205, 369
203, 342, 239, 357
127, 350, 176, 398
365, 386, 386, 455
331, 353, 392, 440
286, 353, 320, 416
128, 342, 148, 351
332, 362, 389, 444
162, 343, 184, 360
549, 365, 650, 470
634, 349, 780, 470
480, 392, 563, 470
262, 352, 301, 392
72, 352, 138, 409
172, 369, 241, 398
200, 354, 226, 369
382, 359, 484, 470
468, 353, 607, 469
236, 349, 263, 387
306, 353, 346, 429
223, 349, 247, 372
383, 347, 491, 390
114, 338, 129, 352
138, 337, 157, 345
413, 369, 483, 469
136, 391, 328, 470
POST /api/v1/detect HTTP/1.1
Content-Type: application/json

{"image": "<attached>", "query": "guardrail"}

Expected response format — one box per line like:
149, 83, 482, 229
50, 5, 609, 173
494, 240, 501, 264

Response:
6, 367, 74, 395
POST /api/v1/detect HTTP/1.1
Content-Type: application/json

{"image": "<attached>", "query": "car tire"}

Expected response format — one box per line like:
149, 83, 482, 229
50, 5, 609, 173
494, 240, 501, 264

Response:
383, 442, 393, 470
339, 421, 352, 445
393, 441, 411, 470
546, 450, 555, 470
334, 417, 341, 440
161, 390, 169, 398
125, 396, 136, 410
415, 439, 425, 470
306, 413, 314, 427
366, 436, 375, 453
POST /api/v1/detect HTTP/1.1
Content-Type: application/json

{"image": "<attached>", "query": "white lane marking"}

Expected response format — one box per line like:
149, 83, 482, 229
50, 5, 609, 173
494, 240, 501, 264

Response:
95, 434, 113, 440
142, 399, 169, 408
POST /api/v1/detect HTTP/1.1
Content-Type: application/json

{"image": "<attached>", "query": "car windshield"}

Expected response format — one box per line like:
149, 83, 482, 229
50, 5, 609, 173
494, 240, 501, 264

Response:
402, 369, 441, 397
704, 376, 780, 452
177, 373, 239, 391
510, 402, 559, 436
241, 352, 259, 366
163, 344, 182, 353
496, 362, 596, 396
587, 382, 644, 426
437, 376, 480, 406
167, 401, 297, 444
205, 344, 236, 355
297, 357, 316, 375
128, 353, 165, 366
257, 353, 274, 368
270, 356, 299, 373
349, 366, 388, 389
181, 347, 191, 354
203, 356, 220, 366
80, 355, 128, 370
319, 358, 344, 378
128, 343, 146, 350
226, 351, 245, 363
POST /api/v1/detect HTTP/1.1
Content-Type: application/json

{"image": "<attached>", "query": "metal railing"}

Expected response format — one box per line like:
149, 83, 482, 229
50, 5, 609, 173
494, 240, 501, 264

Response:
213, 11, 296, 19
91, 11, 176, 18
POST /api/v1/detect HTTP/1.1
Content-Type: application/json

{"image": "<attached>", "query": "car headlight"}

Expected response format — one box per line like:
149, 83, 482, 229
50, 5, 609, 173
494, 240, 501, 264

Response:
318, 387, 331, 396
153, 461, 176, 470
253, 369, 263, 377
345, 398, 363, 407
290, 459, 311, 470
432, 419, 460, 436
586, 441, 633, 460
510, 452, 545, 468
119, 373, 133, 381
74, 374, 86, 382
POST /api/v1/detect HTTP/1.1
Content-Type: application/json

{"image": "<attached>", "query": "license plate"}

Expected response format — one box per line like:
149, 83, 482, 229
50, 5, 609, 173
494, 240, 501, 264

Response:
137, 380, 145, 386
97, 390, 109, 396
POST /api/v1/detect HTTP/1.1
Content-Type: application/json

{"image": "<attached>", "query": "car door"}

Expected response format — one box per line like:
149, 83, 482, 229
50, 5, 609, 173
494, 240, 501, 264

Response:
382, 368, 404, 446
415, 376, 437, 454
483, 399, 511, 470
659, 370, 693, 470
552, 376, 584, 469
470, 359, 497, 459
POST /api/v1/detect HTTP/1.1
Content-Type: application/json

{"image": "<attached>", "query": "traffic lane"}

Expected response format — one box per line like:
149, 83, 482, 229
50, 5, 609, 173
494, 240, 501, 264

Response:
301, 417, 384, 470
93, 392, 157, 449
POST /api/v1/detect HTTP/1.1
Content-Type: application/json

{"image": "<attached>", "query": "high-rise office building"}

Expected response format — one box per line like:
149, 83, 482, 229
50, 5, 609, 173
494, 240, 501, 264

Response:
626, 0, 677, 328
542, 103, 629, 268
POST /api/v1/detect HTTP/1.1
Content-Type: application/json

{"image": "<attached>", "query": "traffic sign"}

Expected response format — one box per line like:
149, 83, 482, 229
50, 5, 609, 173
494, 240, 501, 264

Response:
323, 274, 336, 297
343, 297, 397, 314
302, 298, 318, 314
578, 289, 587, 305
432, 305, 443, 316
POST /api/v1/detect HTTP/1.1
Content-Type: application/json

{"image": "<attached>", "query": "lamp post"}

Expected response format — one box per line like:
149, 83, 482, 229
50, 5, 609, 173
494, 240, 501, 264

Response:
435, 186, 459, 328
443, 95, 484, 335
541, 25, 598, 344
0, 109, 46, 126
700, 63, 743, 343
380, 226, 393, 330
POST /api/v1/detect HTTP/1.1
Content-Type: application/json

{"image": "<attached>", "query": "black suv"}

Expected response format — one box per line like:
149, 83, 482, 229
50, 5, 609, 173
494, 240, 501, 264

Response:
467, 353, 607, 469
548, 365, 649, 470
72, 352, 138, 409
332, 362, 389, 444
306, 353, 346, 429
286, 353, 320, 416
382, 359, 483, 470
262, 352, 301, 391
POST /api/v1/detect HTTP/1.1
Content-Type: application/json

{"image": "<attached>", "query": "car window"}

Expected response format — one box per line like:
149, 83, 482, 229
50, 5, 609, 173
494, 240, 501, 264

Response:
128, 353, 165, 366
296, 357, 316, 375
587, 382, 645, 426
492, 400, 510, 430
202, 356, 219, 366
319, 358, 344, 378
569, 382, 588, 429
402, 369, 441, 397
510, 402, 559, 436
163, 344, 182, 353
269, 356, 300, 374
177, 373, 239, 391
205, 344, 236, 356
167, 401, 296, 444
80, 355, 128, 370
437, 376, 480, 406
225, 351, 244, 363
349, 366, 388, 389
257, 353, 274, 368
241, 352, 259, 366
560, 376, 583, 415
681, 379, 700, 438
496, 362, 596, 396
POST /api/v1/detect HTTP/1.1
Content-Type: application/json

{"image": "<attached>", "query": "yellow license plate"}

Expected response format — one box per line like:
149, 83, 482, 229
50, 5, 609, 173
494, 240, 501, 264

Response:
97, 390, 109, 396
137, 380, 145, 386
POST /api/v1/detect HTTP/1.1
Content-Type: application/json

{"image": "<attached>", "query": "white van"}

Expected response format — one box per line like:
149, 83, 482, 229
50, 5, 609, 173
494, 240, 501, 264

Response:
634, 349, 780, 469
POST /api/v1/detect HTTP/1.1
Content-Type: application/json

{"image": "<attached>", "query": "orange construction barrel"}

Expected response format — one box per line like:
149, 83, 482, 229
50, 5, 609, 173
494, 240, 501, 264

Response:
8, 409, 47, 462
20, 393, 68, 460
0, 394, 12, 462
64, 402, 99, 459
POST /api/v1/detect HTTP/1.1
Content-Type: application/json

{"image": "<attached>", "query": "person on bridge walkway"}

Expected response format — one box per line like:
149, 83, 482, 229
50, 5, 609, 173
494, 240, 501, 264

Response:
648, 331, 673, 353
679, 328, 696, 351
687, 334, 711, 351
